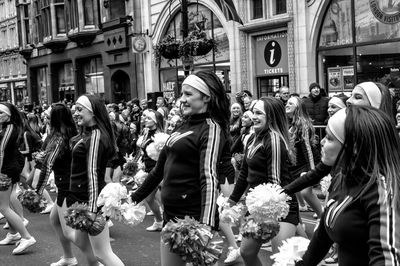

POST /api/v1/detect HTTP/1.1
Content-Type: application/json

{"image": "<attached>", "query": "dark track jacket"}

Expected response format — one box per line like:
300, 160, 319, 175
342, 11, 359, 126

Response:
131, 113, 227, 228
69, 126, 113, 213
0, 122, 23, 178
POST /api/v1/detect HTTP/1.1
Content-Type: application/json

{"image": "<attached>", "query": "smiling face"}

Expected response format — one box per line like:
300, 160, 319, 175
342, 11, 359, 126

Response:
347, 86, 371, 107
231, 104, 241, 118
241, 112, 252, 127
310, 86, 321, 97
144, 113, 157, 130
285, 97, 298, 115
328, 102, 342, 117
180, 84, 208, 116
74, 103, 95, 127
320, 126, 343, 166
252, 101, 267, 132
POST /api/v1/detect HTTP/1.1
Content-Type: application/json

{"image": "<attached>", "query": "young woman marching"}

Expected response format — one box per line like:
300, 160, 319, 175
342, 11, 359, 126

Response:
0, 103, 36, 254
139, 109, 164, 232
68, 95, 124, 266
131, 71, 231, 266
35, 103, 82, 266
297, 106, 400, 265
228, 97, 299, 266
286, 96, 323, 218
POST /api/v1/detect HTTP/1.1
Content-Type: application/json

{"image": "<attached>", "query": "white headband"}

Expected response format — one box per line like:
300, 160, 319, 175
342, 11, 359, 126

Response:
329, 97, 346, 109
76, 95, 93, 113
243, 110, 254, 120
253, 100, 266, 115
182, 75, 210, 97
147, 111, 157, 124
327, 108, 347, 144
0, 104, 11, 116
356, 82, 382, 109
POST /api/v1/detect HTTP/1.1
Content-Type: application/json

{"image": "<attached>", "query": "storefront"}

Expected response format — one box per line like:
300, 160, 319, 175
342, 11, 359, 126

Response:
317, 0, 400, 94
157, 3, 231, 99
254, 31, 289, 97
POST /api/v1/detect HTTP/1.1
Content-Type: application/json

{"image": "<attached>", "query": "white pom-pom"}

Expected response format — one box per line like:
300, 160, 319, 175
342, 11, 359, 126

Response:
120, 202, 146, 227
134, 170, 148, 186
271, 236, 310, 266
146, 133, 170, 161
97, 183, 128, 219
320, 174, 332, 195
245, 183, 291, 223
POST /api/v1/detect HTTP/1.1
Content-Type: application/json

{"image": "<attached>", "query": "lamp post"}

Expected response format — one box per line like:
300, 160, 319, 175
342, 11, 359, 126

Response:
181, 0, 192, 76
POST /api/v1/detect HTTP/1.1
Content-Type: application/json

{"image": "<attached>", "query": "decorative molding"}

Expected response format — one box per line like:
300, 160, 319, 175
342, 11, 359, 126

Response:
67, 30, 99, 47
19, 47, 33, 59
43, 37, 68, 53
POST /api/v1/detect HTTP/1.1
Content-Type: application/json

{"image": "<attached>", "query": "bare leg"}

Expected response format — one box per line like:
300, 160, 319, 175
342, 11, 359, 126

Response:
301, 187, 323, 217
271, 222, 297, 254
50, 203, 74, 258
145, 189, 162, 222
160, 239, 185, 266
240, 236, 263, 266
10, 184, 24, 220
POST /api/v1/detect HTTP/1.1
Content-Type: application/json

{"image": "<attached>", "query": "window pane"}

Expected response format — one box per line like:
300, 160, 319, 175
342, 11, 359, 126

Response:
55, 6, 66, 34
273, 0, 287, 15
252, 0, 263, 19
84, 0, 94, 25
355, 0, 400, 43
319, 0, 353, 47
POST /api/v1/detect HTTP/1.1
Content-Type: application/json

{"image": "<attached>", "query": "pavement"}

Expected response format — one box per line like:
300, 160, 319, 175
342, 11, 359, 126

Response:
0, 191, 337, 266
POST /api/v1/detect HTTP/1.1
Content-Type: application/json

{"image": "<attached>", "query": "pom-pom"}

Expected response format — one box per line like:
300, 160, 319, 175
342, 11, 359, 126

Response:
320, 174, 332, 195
161, 216, 223, 266
0, 173, 12, 191
220, 204, 247, 225
18, 189, 47, 213
96, 183, 128, 220
245, 183, 291, 223
133, 170, 148, 186
122, 153, 138, 176
64, 203, 106, 236
146, 133, 169, 161
120, 202, 146, 227
240, 217, 280, 243
271, 237, 310, 266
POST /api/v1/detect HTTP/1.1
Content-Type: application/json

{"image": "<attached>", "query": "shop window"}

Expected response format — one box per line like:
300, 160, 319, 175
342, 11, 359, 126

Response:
251, 0, 263, 19
319, 0, 352, 47
37, 66, 49, 104
272, 0, 286, 16
355, 0, 400, 43
84, 0, 95, 25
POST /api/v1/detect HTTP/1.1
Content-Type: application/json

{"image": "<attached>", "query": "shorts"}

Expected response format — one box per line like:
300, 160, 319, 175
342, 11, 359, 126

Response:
56, 190, 69, 207
281, 197, 300, 226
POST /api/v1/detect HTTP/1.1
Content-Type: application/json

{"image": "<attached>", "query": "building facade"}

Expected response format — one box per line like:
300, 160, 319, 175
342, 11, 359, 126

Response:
19, 0, 147, 105
0, 0, 27, 105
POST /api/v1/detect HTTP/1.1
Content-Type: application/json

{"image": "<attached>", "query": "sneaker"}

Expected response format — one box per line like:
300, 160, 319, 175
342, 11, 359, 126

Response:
23, 218, 29, 227
12, 236, 36, 254
3, 222, 9, 229
224, 247, 241, 264
146, 210, 154, 216
40, 203, 54, 214
146, 220, 163, 232
299, 205, 308, 212
50, 256, 78, 266
0, 232, 21, 245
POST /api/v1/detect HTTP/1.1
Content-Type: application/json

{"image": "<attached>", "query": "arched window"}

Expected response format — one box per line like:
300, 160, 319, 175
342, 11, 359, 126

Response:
158, 3, 230, 98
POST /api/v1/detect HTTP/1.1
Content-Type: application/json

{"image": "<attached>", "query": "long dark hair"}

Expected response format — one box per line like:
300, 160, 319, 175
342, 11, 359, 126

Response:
0, 102, 24, 144
337, 105, 400, 211
50, 103, 77, 141
374, 82, 395, 123
194, 71, 231, 132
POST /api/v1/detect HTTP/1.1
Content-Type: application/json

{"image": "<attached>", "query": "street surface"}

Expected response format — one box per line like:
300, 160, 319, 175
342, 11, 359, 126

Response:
0, 193, 335, 266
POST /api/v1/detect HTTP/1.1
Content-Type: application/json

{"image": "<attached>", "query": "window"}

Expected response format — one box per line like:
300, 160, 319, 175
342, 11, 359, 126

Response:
66, 0, 79, 30
83, 57, 104, 95
273, 0, 287, 15
33, 1, 43, 43
0, 3, 4, 20
23, 5, 31, 44
251, 0, 263, 19
41, 0, 51, 37
54, 1, 66, 34
83, 0, 95, 25
109, 0, 125, 20
9, 27, 16, 48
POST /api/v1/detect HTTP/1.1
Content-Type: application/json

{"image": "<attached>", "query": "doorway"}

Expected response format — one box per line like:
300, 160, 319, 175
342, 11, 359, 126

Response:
111, 70, 130, 103
257, 75, 289, 97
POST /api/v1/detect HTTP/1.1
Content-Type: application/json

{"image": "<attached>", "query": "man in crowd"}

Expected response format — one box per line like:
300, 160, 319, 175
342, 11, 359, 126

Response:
303, 82, 329, 125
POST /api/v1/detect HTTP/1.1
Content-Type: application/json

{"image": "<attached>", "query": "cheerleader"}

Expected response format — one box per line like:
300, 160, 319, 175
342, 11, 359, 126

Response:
0, 103, 36, 254
131, 71, 231, 266
67, 95, 124, 266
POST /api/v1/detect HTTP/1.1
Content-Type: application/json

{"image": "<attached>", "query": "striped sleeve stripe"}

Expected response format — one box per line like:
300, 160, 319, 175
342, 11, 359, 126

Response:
269, 132, 281, 185
304, 130, 315, 170
0, 125, 13, 171
203, 119, 221, 226
88, 129, 101, 212
38, 139, 61, 195
377, 181, 400, 266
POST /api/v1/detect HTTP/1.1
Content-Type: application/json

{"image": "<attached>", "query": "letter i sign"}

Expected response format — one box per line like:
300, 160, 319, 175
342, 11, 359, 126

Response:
264, 40, 282, 67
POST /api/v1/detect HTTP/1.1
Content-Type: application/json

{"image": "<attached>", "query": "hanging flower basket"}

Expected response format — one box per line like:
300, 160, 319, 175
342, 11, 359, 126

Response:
180, 30, 217, 57
154, 35, 182, 61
